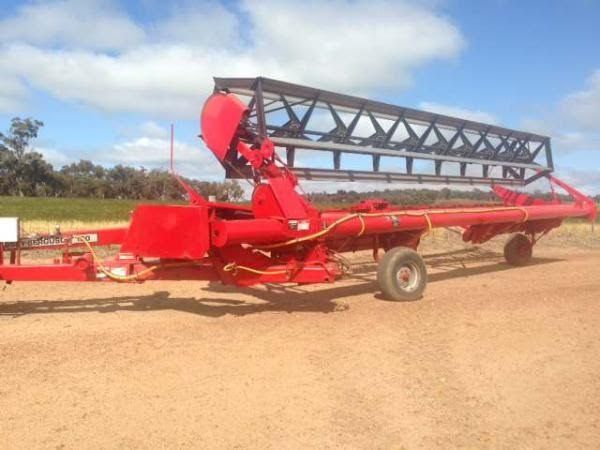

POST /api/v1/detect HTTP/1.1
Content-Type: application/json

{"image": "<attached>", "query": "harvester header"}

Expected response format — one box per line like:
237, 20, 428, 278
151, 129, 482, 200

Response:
0, 77, 595, 301
211, 77, 553, 186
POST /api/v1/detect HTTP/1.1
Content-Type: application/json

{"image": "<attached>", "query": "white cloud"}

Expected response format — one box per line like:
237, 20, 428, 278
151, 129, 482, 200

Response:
561, 70, 600, 131
33, 130, 225, 180
154, 3, 239, 49
35, 146, 73, 168
521, 70, 600, 155
418, 101, 498, 124
556, 168, 600, 195
0, 0, 465, 117
524, 119, 600, 153
0, 43, 259, 117
0, 0, 145, 51
246, 0, 465, 92
137, 121, 169, 139
101, 136, 224, 181
0, 74, 28, 113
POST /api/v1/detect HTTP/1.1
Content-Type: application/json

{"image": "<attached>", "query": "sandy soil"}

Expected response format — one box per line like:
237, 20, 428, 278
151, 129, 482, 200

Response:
1, 245, 600, 449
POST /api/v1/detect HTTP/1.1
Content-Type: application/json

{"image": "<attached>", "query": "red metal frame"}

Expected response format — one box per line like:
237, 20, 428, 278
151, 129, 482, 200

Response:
0, 89, 596, 287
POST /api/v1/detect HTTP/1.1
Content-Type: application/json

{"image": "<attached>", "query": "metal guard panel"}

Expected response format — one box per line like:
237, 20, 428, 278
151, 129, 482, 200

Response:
121, 205, 209, 259
201, 92, 248, 161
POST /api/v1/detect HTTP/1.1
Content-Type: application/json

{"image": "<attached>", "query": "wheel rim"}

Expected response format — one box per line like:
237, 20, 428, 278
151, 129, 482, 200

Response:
396, 263, 420, 292
518, 243, 531, 257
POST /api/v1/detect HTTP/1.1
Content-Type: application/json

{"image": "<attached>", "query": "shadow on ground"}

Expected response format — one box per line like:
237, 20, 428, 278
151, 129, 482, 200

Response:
0, 248, 563, 318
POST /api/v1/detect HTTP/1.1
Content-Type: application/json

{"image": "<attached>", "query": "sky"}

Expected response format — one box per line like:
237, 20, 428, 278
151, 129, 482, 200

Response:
0, 0, 599, 195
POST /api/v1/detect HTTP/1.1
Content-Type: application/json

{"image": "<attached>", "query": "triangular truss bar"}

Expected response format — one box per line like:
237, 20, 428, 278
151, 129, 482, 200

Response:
213, 77, 554, 186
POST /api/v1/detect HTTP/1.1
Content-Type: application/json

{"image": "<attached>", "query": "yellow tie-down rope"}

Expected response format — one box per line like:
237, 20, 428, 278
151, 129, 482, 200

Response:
254, 206, 529, 250
73, 236, 200, 282
223, 262, 288, 276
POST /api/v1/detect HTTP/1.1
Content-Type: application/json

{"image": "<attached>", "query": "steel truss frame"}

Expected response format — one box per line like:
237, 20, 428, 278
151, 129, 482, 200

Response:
214, 77, 553, 186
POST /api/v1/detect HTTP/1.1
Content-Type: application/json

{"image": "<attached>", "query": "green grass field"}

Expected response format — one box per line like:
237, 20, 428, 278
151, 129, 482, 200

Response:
0, 196, 173, 222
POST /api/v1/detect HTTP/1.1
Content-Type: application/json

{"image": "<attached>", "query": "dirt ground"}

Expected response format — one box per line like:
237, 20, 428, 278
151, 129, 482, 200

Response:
1, 244, 600, 449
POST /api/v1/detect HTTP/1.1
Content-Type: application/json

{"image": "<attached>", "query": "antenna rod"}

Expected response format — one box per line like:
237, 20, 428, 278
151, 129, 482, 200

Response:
170, 123, 175, 174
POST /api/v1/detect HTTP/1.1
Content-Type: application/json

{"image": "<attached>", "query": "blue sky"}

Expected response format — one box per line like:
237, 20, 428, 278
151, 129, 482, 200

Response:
0, 0, 599, 194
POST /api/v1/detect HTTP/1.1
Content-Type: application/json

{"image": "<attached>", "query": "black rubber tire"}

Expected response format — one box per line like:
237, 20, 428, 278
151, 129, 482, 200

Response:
377, 247, 427, 301
503, 234, 533, 266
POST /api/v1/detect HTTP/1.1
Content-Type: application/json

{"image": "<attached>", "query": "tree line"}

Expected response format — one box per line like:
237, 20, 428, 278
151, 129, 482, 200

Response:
307, 185, 600, 206
0, 117, 243, 201
308, 187, 498, 206
2, 117, 598, 205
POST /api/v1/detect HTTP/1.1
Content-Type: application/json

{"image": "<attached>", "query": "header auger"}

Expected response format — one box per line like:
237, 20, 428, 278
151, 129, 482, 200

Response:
0, 77, 596, 301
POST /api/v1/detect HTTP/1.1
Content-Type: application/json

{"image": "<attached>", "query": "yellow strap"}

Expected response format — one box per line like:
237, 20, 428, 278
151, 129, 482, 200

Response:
223, 262, 288, 276
73, 235, 197, 282
255, 206, 530, 250
421, 213, 433, 237
356, 214, 366, 237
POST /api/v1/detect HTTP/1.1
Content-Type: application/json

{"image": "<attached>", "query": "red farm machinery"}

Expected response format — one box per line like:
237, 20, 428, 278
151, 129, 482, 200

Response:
0, 77, 596, 300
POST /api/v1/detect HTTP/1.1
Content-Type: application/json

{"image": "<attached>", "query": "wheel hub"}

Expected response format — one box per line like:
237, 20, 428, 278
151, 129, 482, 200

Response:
396, 263, 419, 292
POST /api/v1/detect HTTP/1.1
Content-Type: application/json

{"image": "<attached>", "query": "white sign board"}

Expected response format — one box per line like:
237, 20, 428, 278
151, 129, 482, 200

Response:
0, 217, 20, 243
